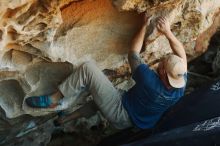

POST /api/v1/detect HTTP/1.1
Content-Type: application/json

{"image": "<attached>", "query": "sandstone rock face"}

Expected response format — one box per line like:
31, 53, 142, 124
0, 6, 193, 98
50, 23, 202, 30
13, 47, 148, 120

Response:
0, 0, 219, 120
114, 0, 220, 60
0, 0, 220, 145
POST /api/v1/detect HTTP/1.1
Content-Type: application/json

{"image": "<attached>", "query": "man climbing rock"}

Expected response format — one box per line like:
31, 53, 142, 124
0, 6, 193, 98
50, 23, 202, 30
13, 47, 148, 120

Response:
26, 14, 187, 129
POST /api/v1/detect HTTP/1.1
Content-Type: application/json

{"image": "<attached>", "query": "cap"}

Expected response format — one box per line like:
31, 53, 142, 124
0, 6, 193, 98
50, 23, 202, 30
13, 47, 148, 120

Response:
164, 54, 187, 88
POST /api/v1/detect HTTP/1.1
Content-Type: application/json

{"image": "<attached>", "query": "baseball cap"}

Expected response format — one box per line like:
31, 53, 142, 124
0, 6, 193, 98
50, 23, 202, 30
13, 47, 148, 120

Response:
164, 54, 187, 88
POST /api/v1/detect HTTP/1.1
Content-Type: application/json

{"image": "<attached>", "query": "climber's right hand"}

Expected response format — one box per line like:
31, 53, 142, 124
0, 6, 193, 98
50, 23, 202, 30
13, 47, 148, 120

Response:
156, 16, 171, 35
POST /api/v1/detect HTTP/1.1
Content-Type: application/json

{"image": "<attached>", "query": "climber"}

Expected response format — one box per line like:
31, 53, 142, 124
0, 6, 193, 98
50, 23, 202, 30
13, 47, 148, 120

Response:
25, 13, 187, 129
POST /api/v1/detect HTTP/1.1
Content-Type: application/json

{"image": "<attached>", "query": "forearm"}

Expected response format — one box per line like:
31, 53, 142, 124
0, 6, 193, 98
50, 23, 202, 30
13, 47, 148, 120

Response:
129, 23, 147, 54
165, 31, 187, 64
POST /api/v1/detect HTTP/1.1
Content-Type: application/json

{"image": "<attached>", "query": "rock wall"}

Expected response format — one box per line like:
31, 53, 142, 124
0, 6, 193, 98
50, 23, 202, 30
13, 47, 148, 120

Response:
114, 0, 220, 60
0, 0, 219, 119
0, 0, 220, 145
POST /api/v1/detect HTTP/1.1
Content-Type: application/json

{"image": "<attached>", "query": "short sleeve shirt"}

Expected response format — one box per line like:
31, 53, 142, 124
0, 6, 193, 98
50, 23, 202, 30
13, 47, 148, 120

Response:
122, 64, 187, 129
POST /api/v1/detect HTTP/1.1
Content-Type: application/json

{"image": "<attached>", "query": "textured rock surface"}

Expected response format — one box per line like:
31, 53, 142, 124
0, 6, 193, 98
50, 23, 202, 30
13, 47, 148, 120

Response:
0, 0, 220, 145
0, 0, 142, 118
114, 0, 220, 60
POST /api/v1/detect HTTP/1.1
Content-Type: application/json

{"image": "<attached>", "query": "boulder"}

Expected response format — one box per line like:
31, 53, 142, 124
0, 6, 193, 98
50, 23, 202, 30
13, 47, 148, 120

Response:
0, 0, 219, 119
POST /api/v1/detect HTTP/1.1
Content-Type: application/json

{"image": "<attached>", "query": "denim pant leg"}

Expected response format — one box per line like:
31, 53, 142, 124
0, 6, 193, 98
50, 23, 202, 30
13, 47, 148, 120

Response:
58, 61, 132, 129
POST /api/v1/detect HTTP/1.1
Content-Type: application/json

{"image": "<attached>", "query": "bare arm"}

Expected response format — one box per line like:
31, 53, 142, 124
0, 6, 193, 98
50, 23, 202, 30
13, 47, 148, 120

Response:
129, 14, 152, 55
128, 14, 152, 72
129, 23, 147, 54
156, 17, 187, 68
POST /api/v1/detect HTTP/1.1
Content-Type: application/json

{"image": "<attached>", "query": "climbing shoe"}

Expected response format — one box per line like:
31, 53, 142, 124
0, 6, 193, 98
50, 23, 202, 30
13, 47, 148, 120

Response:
25, 95, 53, 108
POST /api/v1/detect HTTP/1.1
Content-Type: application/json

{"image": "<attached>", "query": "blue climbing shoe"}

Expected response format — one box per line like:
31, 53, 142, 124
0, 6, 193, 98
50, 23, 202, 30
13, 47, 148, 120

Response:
25, 95, 53, 108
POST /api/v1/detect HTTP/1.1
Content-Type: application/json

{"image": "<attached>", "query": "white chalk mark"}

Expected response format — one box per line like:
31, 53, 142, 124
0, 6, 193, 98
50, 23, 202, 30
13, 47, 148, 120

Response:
193, 117, 220, 131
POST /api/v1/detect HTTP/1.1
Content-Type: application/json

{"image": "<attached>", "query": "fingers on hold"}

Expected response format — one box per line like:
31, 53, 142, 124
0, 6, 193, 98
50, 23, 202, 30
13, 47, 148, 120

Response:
156, 18, 160, 23
161, 17, 165, 22
146, 15, 153, 24
159, 18, 164, 22
157, 16, 167, 22
162, 17, 167, 23
157, 17, 161, 21
158, 20, 165, 25
148, 15, 153, 21
156, 24, 161, 29
145, 13, 153, 21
